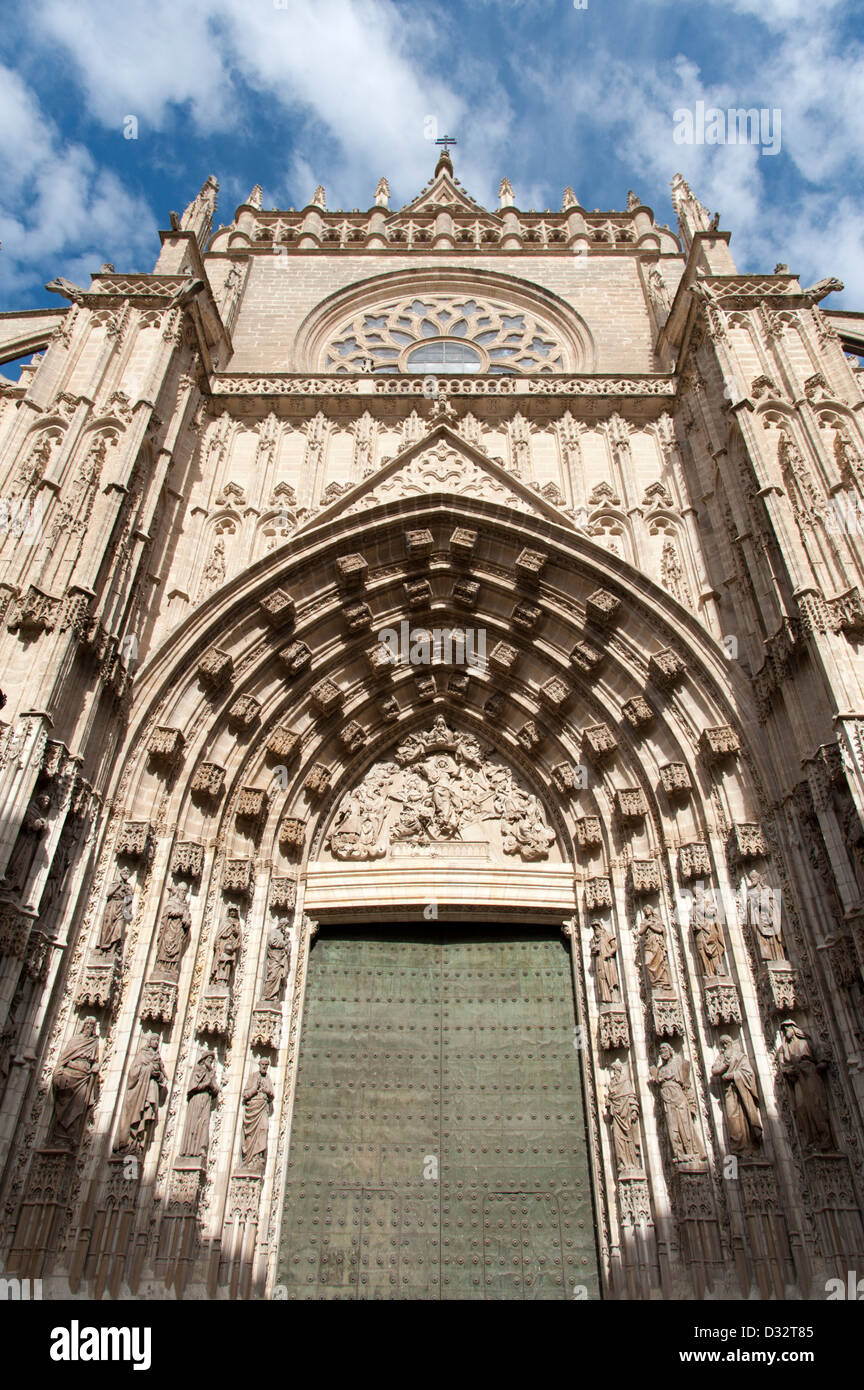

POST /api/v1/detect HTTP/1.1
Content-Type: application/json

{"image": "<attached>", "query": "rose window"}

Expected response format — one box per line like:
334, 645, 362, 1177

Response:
324, 296, 565, 375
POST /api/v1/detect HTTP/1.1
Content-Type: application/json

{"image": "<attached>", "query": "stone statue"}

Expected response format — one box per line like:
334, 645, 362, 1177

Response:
711, 1035, 762, 1154
50, 1017, 99, 1148
97, 865, 134, 953
650, 1042, 705, 1163
746, 872, 786, 962
636, 904, 673, 990
590, 921, 620, 1003
210, 905, 242, 987
262, 923, 291, 1002
605, 1060, 641, 1173
114, 1033, 166, 1155
154, 880, 192, 975
311, 185, 326, 209
777, 1020, 833, 1152
498, 177, 515, 207
374, 176, 390, 208
179, 1050, 219, 1162
2, 792, 51, 894
692, 890, 728, 978
241, 1059, 274, 1173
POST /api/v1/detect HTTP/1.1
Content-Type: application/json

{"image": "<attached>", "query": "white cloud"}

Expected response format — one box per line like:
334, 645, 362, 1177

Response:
0, 64, 156, 296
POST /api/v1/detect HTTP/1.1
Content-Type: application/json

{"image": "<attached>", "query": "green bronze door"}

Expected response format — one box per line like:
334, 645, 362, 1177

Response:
277, 929, 601, 1299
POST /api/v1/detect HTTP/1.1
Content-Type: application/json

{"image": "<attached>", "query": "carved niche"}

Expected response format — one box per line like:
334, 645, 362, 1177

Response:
323, 716, 558, 863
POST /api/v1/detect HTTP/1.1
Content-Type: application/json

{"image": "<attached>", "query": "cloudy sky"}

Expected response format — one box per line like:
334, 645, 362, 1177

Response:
1, 0, 862, 310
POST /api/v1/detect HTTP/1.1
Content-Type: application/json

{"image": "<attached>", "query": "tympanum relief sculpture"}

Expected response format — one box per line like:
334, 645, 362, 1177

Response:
324, 717, 557, 862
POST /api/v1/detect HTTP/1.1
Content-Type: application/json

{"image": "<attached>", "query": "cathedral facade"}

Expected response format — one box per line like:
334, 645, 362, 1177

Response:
1, 151, 864, 1300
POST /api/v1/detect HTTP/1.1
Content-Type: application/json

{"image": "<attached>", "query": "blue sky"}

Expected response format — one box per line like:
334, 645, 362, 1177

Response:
1, 0, 862, 311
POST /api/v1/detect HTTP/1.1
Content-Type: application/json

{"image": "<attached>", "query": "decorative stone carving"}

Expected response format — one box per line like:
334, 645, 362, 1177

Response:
191, 762, 226, 798
9, 585, 62, 634
516, 720, 541, 752
447, 672, 470, 700
574, 816, 602, 848
325, 717, 556, 862
76, 955, 118, 1009
236, 786, 268, 823
304, 764, 332, 797
114, 1033, 167, 1155
453, 579, 480, 610
617, 1176, 652, 1226
621, 696, 654, 731
259, 588, 295, 627
228, 695, 262, 730
96, 865, 134, 953
776, 1020, 834, 1152
636, 904, 672, 987
378, 695, 399, 721
310, 678, 342, 715
279, 818, 305, 854
240, 1060, 275, 1173
266, 725, 301, 760
172, 841, 204, 880
49, 1017, 99, 1148
590, 921, 620, 1003
585, 588, 621, 627
335, 553, 368, 588
450, 527, 477, 560
606, 1060, 642, 1172
366, 644, 396, 678
582, 723, 617, 759
648, 647, 685, 689
116, 820, 152, 860
699, 725, 740, 765
678, 843, 711, 880
616, 787, 648, 822
570, 640, 604, 674
179, 1050, 219, 1163
510, 601, 541, 635
650, 1042, 706, 1164
515, 547, 547, 581
219, 857, 252, 896
250, 1007, 282, 1050
147, 726, 185, 765
651, 994, 685, 1037
704, 981, 741, 1025
414, 673, 436, 702
745, 870, 787, 961
660, 762, 692, 796
269, 876, 296, 912
340, 720, 367, 753
766, 962, 800, 1012
279, 641, 312, 678
262, 922, 291, 1002
197, 647, 233, 690
489, 641, 519, 674
343, 600, 372, 632
584, 876, 613, 909
552, 763, 578, 794
598, 1007, 630, 1051
730, 822, 768, 861
403, 577, 432, 609
405, 528, 434, 559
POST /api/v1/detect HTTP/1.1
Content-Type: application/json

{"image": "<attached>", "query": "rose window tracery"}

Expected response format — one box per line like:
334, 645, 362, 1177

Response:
324, 296, 566, 375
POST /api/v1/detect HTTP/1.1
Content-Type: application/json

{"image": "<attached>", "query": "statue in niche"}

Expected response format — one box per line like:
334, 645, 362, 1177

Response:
1, 792, 51, 894
650, 1042, 706, 1163
241, 1059, 275, 1173
38, 823, 76, 928
114, 1033, 166, 1155
198, 537, 226, 600
154, 880, 192, 976
692, 888, 728, 977
776, 1020, 834, 1152
605, 1060, 642, 1173
97, 865, 134, 954
179, 1050, 219, 1163
262, 923, 291, 1002
636, 904, 673, 989
711, 1035, 762, 1154
209, 905, 242, 988
745, 871, 787, 961
50, 1017, 100, 1148
590, 921, 620, 1004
